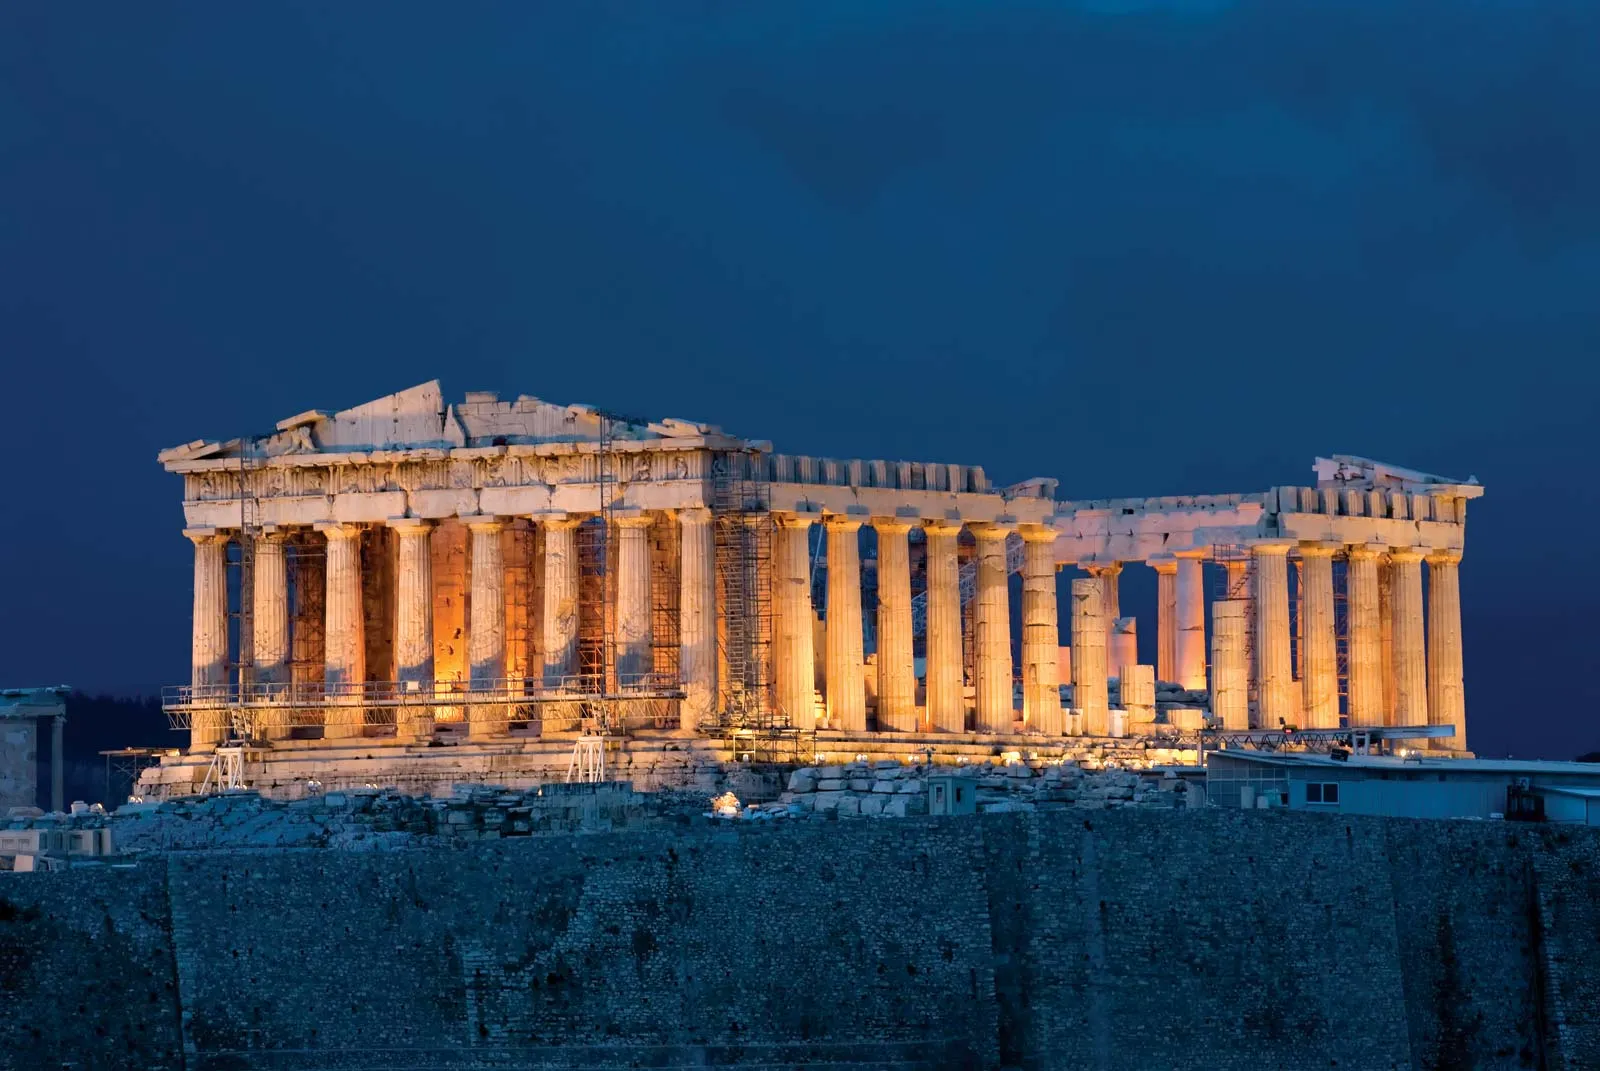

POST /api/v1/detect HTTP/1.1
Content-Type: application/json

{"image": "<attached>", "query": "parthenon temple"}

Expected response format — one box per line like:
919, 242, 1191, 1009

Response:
154, 382, 1481, 790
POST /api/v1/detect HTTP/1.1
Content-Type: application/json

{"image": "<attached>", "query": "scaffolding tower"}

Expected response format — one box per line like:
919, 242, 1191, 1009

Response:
711, 447, 774, 727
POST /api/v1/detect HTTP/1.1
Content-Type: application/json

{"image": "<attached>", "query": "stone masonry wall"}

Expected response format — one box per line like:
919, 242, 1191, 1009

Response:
5, 811, 1599, 1070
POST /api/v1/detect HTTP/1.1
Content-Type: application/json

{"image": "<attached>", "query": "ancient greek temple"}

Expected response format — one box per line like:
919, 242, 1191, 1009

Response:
159, 382, 1480, 780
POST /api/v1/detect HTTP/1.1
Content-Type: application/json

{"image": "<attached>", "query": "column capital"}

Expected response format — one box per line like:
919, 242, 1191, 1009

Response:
386, 516, 434, 535
463, 514, 506, 533
256, 526, 291, 543
1173, 547, 1211, 561
823, 514, 862, 533
1079, 559, 1122, 575
536, 512, 586, 531
1388, 546, 1427, 563
773, 509, 820, 529
313, 522, 364, 541
970, 521, 1014, 542
871, 517, 915, 536
1297, 541, 1342, 558
1017, 523, 1059, 544
1146, 555, 1178, 575
1426, 547, 1464, 565
676, 506, 713, 526
920, 519, 963, 537
1345, 542, 1385, 561
612, 511, 655, 530
1248, 539, 1294, 556
183, 526, 229, 545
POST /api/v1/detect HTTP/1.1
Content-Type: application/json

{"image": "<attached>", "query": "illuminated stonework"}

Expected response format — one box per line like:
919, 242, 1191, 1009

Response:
158, 381, 1481, 771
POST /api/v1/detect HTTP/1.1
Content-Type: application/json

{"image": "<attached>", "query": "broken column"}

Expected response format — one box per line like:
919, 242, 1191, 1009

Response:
1151, 557, 1177, 683
773, 512, 817, 725
391, 518, 434, 743
1389, 547, 1429, 731
614, 513, 654, 684
1110, 617, 1138, 678
873, 518, 917, 732
1020, 524, 1063, 736
924, 521, 964, 733
1427, 549, 1466, 751
1175, 550, 1208, 690
972, 523, 1014, 734
187, 528, 229, 751
318, 522, 365, 740
1085, 561, 1122, 645
1299, 542, 1339, 729
824, 516, 865, 731
1344, 544, 1383, 725
1070, 577, 1108, 735
1211, 599, 1249, 730
1121, 664, 1156, 725
541, 515, 582, 686
677, 507, 717, 732
1251, 541, 1294, 728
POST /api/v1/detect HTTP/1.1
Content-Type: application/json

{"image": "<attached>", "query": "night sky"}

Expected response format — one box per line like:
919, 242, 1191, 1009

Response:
3, 1, 1596, 759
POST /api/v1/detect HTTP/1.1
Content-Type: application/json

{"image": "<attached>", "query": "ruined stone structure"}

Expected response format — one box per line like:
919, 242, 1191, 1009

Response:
157, 383, 1480, 789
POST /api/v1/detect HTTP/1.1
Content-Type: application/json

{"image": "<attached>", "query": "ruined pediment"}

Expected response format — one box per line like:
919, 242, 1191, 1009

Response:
159, 381, 727, 466
1314, 455, 1483, 497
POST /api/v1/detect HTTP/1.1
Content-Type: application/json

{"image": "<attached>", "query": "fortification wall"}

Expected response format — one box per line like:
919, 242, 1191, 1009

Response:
4, 811, 1596, 1070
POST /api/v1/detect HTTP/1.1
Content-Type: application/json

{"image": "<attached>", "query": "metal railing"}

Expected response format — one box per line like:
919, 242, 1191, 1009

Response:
162, 673, 684, 719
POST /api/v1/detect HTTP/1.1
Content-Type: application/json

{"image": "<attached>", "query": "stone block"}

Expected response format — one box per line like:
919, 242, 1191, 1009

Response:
817, 779, 846, 791
835, 795, 861, 816
872, 781, 898, 794
897, 779, 924, 794
787, 769, 819, 793
859, 795, 886, 816
848, 778, 873, 792
812, 791, 847, 813
817, 766, 843, 779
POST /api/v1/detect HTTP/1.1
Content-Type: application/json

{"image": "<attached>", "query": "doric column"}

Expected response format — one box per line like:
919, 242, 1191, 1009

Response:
873, 518, 916, 732
923, 521, 964, 733
1427, 549, 1466, 751
1151, 557, 1177, 683
541, 515, 583, 686
290, 537, 325, 687
1020, 525, 1063, 736
1251, 541, 1294, 728
1174, 550, 1208, 690
252, 530, 290, 687
187, 528, 229, 751
773, 512, 817, 725
468, 518, 507, 685
1109, 618, 1138, 679
1210, 600, 1249, 730
824, 516, 865, 731
1344, 545, 1383, 725
318, 523, 365, 740
1299, 542, 1339, 729
390, 518, 434, 744
1378, 558, 1395, 722
1070, 578, 1108, 735
1389, 547, 1429, 730
972, 524, 1015, 734
677, 507, 717, 732
1084, 561, 1122, 643
614, 513, 654, 684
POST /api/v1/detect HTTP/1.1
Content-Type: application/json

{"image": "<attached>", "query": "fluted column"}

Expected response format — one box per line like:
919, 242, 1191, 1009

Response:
1211, 600, 1249, 730
1020, 525, 1063, 736
390, 518, 434, 743
873, 519, 916, 732
614, 514, 654, 684
773, 513, 817, 725
319, 523, 365, 740
1345, 545, 1383, 725
824, 517, 865, 731
1427, 549, 1466, 751
972, 524, 1015, 734
1378, 558, 1396, 722
1174, 550, 1208, 691
468, 518, 507, 686
187, 528, 229, 751
1151, 558, 1177, 683
1252, 541, 1293, 728
1299, 543, 1339, 729
678, 508, 717, 732
923, 521, 964, 733
1389, 547, 1428, 731
253, 531, 290, 687
1085, 562, 1121, 644
541, 516, 582, 686
1070, 578, 1108, 735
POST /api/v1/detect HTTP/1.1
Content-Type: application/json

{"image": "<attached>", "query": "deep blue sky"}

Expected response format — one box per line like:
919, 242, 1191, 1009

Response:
2, 1, 1595, 757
